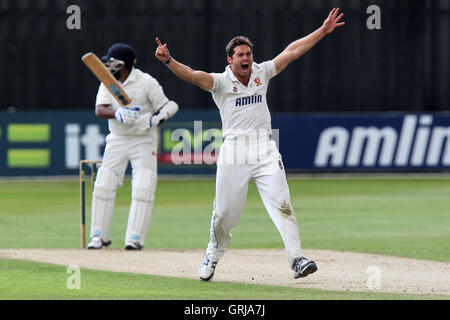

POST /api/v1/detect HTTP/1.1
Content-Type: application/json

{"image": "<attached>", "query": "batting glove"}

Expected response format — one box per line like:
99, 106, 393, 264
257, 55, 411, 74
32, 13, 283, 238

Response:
149, 101, 179, 127
149, 112, 164, 128
115, 106, 140, 124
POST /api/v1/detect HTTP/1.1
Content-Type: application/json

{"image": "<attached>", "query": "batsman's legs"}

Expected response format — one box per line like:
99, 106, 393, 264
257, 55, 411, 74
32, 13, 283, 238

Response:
124, 139, 158, 249
88, 134, 128, 248
89, 166, 119, 245
124, 168, 156, 248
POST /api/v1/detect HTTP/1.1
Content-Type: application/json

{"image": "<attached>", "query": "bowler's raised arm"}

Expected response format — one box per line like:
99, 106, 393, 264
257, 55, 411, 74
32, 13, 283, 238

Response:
155, 37, 214, 91
273, 8, 345, 75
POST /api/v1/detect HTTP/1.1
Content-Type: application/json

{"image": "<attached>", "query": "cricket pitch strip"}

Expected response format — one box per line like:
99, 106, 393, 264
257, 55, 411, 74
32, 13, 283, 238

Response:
0, 248, 449, 297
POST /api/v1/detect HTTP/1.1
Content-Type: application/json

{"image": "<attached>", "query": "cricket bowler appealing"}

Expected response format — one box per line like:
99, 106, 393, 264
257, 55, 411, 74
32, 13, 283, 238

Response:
155, 9, 344, 280
88, 43, 179, 250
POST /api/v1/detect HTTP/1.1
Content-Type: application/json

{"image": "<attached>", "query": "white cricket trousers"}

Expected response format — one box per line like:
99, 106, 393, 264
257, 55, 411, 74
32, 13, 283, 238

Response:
90, 133, 157, 246
205, 137, 304, 268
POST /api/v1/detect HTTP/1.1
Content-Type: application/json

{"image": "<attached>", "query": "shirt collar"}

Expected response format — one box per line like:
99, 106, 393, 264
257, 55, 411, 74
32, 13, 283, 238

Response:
121, 67, 137, 85
225, 65, 239, 82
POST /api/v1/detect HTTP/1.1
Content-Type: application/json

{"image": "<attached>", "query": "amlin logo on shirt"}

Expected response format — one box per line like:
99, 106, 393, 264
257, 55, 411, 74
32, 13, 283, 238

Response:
314, 115, 450, 168
235, 93, 263, 107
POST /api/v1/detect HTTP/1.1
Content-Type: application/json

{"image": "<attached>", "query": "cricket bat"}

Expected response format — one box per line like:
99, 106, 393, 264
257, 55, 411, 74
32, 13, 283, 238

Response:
82, 52, 132, 106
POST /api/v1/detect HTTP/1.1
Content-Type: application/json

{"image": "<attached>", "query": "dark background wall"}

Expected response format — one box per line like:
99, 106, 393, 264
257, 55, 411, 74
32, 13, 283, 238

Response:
1, 0, 448, 113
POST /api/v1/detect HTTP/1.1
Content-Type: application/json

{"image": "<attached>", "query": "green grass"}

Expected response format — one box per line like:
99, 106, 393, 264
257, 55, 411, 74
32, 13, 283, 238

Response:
1, 258, 447, 300
0, 177, 448, 261
0, 176, 449, 300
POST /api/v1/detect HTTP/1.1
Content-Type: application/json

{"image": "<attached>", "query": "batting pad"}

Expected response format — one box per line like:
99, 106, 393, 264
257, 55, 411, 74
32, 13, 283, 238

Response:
125, 169, 155, 245
90, 166, 118, 242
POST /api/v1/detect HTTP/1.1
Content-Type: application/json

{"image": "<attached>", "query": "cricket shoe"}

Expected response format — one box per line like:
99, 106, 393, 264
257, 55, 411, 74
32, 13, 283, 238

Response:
124, 241, 143, 250
87, 236, 111, 249
199, 255, 218, 281
293, 257, 318, 279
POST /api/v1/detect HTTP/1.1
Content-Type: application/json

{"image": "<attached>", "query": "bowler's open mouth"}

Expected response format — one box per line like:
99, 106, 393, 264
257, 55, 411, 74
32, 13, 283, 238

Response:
242, 63, 249, 70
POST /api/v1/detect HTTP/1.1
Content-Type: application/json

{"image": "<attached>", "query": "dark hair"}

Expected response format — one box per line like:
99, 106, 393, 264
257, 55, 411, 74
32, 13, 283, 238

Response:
226, 36, 254, 58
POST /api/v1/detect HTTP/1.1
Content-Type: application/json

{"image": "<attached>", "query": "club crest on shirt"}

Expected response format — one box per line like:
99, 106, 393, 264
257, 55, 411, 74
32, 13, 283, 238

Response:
233, 86, 238, 93
254, 77, 262, 86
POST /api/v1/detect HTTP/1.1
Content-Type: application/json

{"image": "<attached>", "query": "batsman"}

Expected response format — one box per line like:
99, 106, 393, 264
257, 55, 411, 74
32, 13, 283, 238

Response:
87, 43, 179, 250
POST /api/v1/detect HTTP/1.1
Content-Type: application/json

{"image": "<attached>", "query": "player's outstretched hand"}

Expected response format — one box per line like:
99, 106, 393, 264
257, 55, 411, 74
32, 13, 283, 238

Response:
321, 8, 345, 34
155, 38, 171, 64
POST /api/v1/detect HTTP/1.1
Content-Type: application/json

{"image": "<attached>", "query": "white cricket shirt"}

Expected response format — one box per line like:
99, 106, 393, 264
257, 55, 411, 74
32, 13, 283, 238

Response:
95, 67, 169, 137
208, 61, 277, 140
